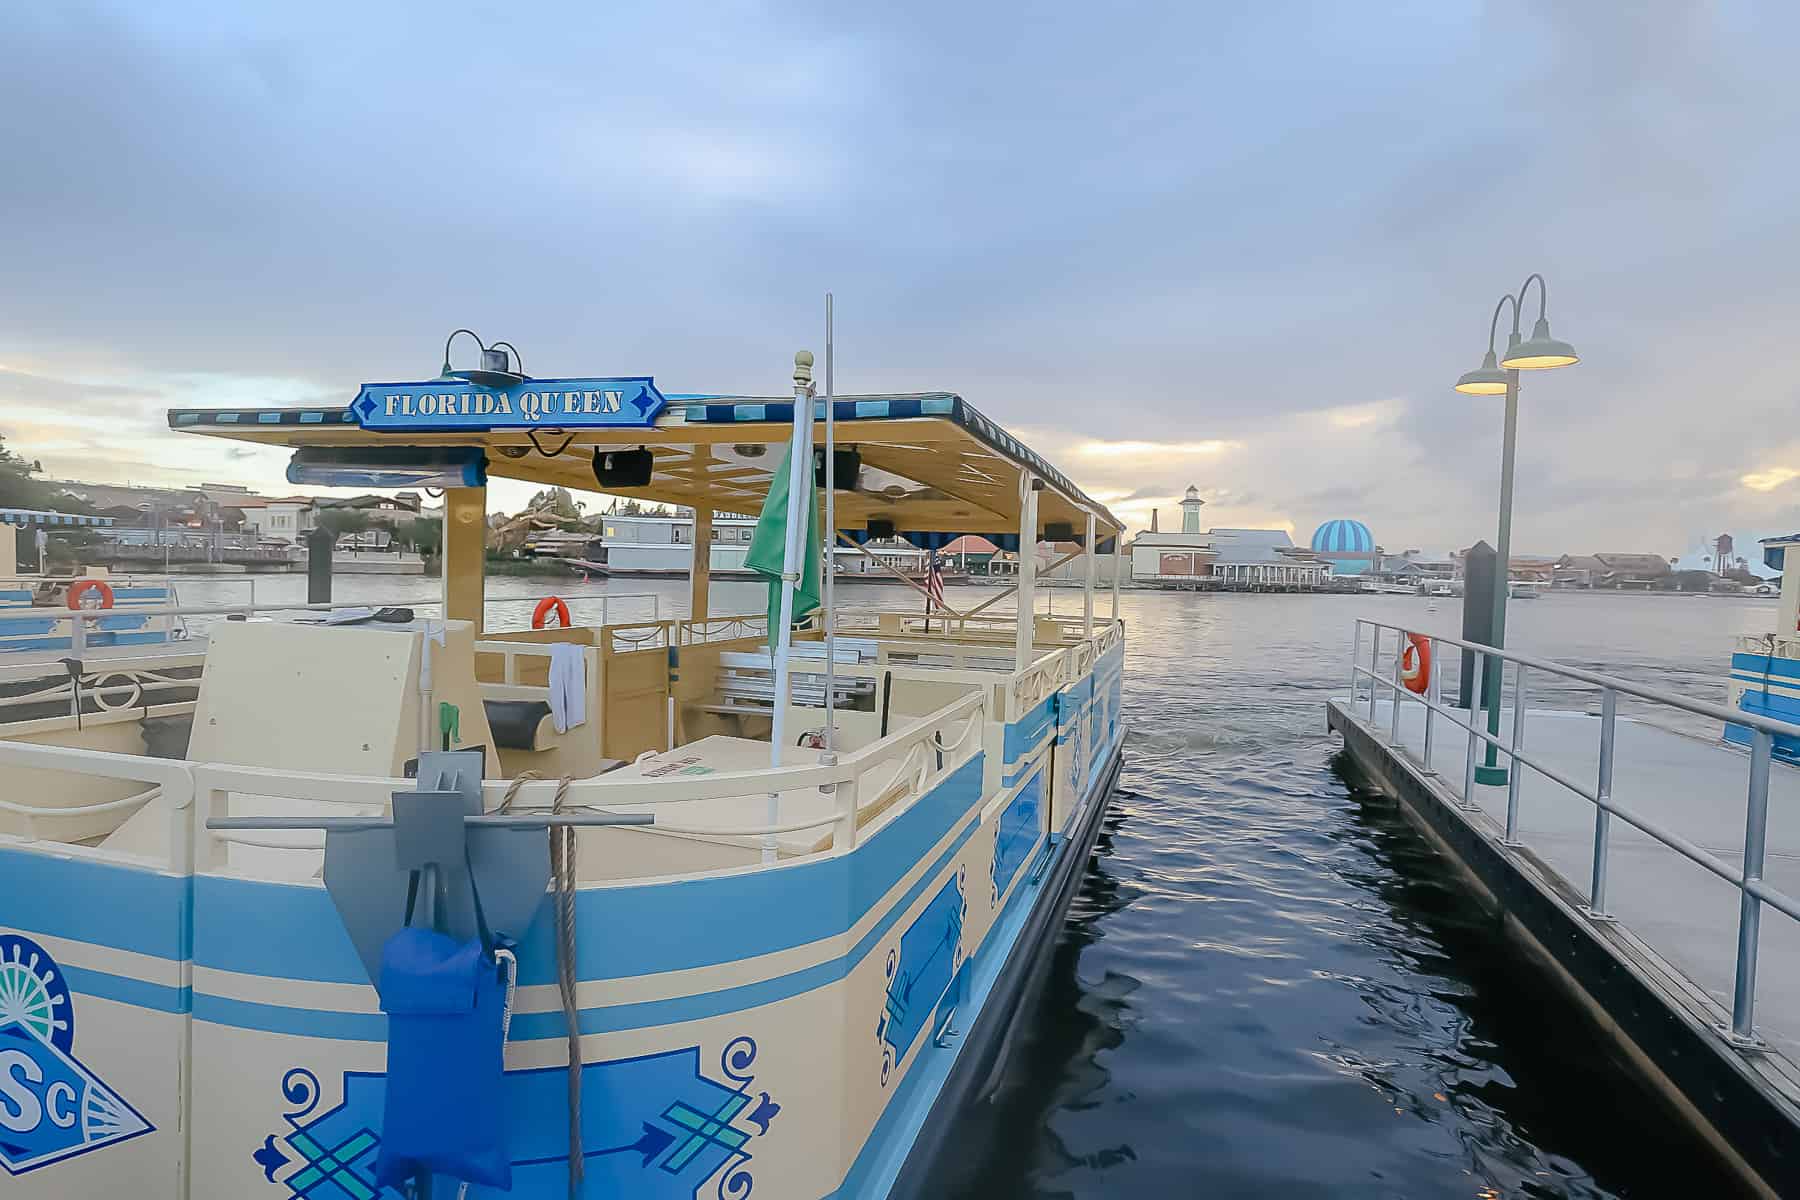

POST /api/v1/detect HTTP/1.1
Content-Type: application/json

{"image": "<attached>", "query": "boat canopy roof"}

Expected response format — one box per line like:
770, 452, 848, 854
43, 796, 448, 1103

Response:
169, 386, 1124, 542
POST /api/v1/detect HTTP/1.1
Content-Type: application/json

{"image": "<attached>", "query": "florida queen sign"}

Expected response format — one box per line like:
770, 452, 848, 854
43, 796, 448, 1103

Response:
351, 376, 669, 432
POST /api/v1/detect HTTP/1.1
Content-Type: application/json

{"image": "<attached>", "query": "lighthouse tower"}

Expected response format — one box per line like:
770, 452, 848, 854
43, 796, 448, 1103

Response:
1180, 485, 1204, 534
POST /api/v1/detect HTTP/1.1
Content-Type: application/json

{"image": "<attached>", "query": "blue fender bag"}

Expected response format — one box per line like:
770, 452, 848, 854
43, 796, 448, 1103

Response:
373, 926, 512, 1191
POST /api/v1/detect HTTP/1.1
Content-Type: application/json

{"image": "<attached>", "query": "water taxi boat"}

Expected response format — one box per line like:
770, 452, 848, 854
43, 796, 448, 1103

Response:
0, 338, 1127, 1199
1728, 534, 1800, 762
0, 569, 187, 655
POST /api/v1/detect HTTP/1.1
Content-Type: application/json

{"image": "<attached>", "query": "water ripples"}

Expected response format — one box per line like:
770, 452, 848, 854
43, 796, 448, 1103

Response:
960, 591, 1755, 1198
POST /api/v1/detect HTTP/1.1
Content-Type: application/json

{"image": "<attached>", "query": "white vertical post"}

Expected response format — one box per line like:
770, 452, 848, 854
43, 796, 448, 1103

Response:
823, 293, 838, 754
767, 351, 816, 863
1111, 531, 1123, 621
1082, 511, 1096, 639
1015, 474, 1038, 673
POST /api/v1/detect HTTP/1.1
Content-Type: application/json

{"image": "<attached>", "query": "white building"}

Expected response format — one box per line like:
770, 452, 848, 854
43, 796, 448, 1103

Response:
597, 512, 931, 578
235, 497, 318, 545
1128, 485, 1328, 589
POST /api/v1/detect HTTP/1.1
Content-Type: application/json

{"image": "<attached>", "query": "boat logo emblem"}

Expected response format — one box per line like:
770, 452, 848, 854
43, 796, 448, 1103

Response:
0, 932, 153, 1175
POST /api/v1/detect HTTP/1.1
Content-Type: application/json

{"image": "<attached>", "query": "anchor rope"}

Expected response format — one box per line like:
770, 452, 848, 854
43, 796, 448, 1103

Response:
499, 772, 584, 1198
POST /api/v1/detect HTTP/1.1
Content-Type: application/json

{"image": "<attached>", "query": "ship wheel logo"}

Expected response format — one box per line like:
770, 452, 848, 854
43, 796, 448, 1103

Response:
0, 932, 152, 1176
0, 934, 75, 1054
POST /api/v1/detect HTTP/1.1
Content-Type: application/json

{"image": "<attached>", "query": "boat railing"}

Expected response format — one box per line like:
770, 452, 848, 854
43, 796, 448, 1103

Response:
0, 685, 988, 874
0, 655, 203, 733
1346, 617, 1800, 1049
0, 591, 667, 656
0, 737, 196, 862
1736, 633, 1800, 660
189, 687, 988, 863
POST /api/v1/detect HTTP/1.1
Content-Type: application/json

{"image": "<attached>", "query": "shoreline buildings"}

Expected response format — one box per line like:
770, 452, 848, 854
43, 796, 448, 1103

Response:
1128, 486, 1332, 590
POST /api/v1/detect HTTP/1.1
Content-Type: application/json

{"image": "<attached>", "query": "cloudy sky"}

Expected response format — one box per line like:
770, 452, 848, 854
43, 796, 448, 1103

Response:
4, 2, 1798, 555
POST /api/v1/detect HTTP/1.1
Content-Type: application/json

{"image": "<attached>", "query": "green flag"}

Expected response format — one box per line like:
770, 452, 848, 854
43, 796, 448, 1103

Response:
745, 441, 821, 635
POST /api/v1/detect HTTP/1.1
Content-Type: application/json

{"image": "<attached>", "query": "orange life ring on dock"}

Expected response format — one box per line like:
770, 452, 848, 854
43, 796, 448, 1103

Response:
66, 579, 115, 612
1399, 633, 1431, 694
531, 595, 572, 629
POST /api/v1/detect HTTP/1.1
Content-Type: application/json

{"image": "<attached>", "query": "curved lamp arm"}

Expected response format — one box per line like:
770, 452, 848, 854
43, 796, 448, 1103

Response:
1486, 293, 1520, 354
489, 340, 524, 376
1517, 273, 1548, 325
441, 328, 484, 376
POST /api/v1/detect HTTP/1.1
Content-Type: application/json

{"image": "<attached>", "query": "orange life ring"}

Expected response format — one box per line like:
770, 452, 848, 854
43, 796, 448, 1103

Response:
66, 579, 115, 612
1399, 633, 1431, 694
531, 595, 571, 629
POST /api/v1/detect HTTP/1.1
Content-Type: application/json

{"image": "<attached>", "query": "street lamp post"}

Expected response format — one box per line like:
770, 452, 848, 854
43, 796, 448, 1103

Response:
1455, 273, 1579, 785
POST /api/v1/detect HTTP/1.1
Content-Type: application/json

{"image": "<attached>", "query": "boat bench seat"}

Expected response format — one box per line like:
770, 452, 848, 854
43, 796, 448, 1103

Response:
482, 699, 561, 752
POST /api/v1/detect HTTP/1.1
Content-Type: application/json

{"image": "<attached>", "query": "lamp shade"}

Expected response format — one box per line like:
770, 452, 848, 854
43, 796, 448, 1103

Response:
1454, 349, 1510, 395
1500, 315, 1579, 369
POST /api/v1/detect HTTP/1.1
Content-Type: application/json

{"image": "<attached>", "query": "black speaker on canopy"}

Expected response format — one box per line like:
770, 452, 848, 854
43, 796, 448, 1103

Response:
591, 448, 654, 489
1043, 521, 1076, 543
866, 518, 896, 540
813, 447, 861, 490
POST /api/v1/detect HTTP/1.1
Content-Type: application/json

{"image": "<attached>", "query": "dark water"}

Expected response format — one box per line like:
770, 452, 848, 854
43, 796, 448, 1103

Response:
964, 590, 1771, 1199
171, 576, 1771, 1195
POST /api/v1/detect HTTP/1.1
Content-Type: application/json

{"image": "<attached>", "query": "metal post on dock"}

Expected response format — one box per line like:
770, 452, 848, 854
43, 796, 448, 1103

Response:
1388, 634, 1405, 745
1421, 637, 1439, 774
1460, 659, 1482, 810
1503, 663, 1527, 845
1367, 626, 1382, 723
1729, 728, 1773, 1046
1349, 621, 1363, 708
1587, 688, 1617, 920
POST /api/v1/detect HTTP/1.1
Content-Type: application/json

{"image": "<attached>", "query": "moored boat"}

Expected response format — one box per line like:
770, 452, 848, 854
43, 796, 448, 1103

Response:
1727, 533, 1800, 762
0, 335, 1127, 1199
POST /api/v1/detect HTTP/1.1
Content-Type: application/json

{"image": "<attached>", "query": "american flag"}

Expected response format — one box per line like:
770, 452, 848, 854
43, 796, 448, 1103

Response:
924, 551, 946, 612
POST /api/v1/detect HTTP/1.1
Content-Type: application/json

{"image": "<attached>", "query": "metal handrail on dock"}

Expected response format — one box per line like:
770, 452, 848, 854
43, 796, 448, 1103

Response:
1346, 617, 1800, 1048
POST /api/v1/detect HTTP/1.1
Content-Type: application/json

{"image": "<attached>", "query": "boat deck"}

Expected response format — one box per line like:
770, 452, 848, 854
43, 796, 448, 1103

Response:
1345, 698, 1800, 1067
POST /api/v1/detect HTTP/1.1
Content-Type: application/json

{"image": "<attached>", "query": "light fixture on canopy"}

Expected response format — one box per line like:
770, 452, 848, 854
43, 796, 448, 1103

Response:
439, 329, 525, 389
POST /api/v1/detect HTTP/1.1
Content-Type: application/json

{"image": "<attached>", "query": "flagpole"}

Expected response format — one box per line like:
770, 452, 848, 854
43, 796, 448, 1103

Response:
823, 294, 837, 755
767, 350, 815, 863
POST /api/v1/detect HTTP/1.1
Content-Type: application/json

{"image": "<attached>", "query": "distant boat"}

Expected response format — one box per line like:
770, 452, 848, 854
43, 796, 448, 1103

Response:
1510, 581, 1543, 599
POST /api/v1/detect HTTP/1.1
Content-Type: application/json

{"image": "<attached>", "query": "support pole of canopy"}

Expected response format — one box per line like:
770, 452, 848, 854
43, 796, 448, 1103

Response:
690, 506, 713, 623
834, 531, 964, 618
442, 487, 487, 633
1112, 530, 1123, 621
1083, 511, 1096, 638
1015, 473, 1039, 674
823, 293, 837, 755
964, 547, 1080, 621
766, 351, 816, 863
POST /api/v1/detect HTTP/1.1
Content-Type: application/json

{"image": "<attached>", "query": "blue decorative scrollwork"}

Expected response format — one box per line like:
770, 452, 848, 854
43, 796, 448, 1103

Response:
279, 1067, 321, 1119
877, 872, 967, 1086
719, 1160, 754, 1200
256, 1037, 780, 1199
720, 1036, 758, 1083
